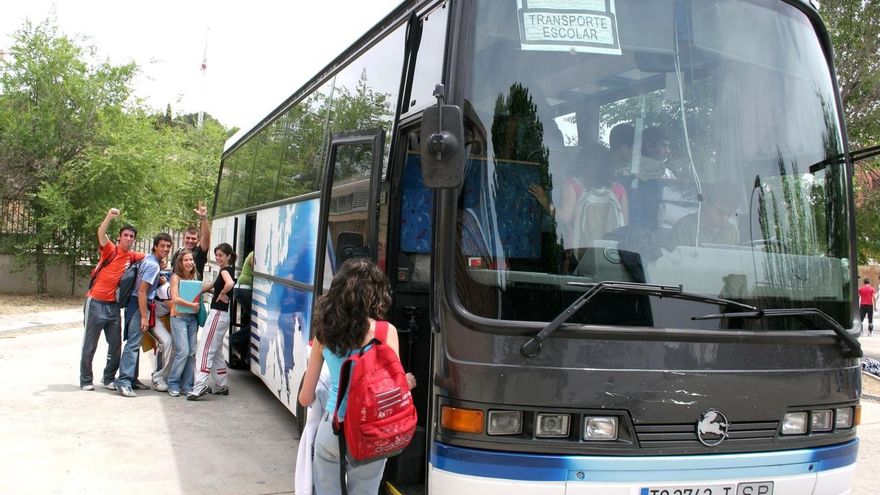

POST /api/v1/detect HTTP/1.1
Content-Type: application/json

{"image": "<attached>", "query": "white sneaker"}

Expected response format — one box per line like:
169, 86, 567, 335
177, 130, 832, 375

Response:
103, 381, 117, 391
81, 384, 95, 391
154, 380, 168, 392
119, 386, 137, 398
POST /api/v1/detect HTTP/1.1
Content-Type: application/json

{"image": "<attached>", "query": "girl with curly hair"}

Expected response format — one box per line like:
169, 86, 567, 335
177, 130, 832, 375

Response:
298, 257, 415, 495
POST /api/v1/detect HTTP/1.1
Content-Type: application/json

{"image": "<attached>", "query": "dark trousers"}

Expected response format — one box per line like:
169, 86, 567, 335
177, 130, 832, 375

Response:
860, 304, 874, 332
80, 298, 122, 386
232, 286, 253, 365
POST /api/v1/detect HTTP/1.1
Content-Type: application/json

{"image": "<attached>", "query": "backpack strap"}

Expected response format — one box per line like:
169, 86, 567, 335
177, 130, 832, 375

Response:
91, 247, 118, 284
374, 320, 388, 343
333, 356, 355, 495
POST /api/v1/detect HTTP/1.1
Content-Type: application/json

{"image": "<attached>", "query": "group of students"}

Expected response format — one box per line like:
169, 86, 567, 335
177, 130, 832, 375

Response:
78, 203, 244, 401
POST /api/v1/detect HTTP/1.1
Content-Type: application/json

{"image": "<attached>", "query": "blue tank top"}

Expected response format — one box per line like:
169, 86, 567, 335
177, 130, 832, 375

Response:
323, 347, 354, 419
323, 342, 379, 420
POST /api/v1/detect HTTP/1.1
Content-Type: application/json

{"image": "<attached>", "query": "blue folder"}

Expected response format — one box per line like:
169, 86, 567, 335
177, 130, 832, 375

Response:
175, 279, 202, 314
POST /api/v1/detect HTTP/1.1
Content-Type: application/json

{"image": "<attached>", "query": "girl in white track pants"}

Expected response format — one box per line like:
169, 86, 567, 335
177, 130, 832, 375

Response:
188, 243, 236, 400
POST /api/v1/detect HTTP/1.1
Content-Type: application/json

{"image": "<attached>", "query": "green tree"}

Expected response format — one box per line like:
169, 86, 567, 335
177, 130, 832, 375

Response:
820, 1, 880, 261
0, 19, 136, 292
0, 19, 227, 294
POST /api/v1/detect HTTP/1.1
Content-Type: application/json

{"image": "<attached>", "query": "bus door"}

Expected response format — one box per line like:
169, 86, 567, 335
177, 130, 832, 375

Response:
315, 129, 385, 293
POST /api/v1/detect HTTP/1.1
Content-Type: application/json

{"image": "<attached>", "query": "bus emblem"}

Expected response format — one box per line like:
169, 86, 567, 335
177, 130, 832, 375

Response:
696, 409, 729, 447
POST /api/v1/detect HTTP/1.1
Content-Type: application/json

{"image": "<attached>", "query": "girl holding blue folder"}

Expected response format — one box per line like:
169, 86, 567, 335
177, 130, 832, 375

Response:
167, 250, 206, 397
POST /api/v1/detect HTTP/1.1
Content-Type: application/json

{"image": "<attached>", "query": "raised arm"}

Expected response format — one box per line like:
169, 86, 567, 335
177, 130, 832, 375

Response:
195, 201, 211, 253
385, 323, 416, 390
97, 208, 120, 248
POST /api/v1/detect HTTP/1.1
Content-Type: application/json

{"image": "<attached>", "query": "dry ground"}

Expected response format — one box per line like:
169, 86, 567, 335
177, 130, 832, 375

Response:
0, 294, 82, 315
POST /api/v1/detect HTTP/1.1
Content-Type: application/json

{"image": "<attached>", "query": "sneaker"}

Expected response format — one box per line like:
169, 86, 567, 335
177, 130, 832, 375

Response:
154, 380, 168, 392
132, 381, 149, 391
103, 381, 117, 391
186, 388, 208, 401
81, 384, 95, 391
168, 389, 180, 397
119, 386, 137, 398
210, 386, 229, 396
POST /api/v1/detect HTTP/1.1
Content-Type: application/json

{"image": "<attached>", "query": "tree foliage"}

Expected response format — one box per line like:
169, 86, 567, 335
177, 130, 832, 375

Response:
0, 19, 227, 293
820, 1, 880, 261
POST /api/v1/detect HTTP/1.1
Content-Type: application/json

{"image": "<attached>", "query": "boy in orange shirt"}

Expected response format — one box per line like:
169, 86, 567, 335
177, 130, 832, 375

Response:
79, 208, 146, 390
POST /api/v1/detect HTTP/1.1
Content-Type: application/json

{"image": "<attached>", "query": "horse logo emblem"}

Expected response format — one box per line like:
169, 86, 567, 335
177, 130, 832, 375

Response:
696, 409, 729, 447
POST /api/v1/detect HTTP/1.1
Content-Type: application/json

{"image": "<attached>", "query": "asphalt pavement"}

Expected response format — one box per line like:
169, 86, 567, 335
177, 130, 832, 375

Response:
0, 312, 299, 495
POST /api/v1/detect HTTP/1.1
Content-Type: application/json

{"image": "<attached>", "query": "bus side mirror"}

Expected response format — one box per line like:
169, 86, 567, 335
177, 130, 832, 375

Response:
421, 85, 464, 188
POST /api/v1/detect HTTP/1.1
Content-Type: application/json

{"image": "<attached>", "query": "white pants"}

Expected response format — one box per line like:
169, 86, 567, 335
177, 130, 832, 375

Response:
193, 308, 230, 394
150, 316, 173, 384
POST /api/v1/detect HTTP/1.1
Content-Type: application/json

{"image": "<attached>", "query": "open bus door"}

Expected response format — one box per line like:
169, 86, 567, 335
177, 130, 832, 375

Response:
315, 129, 385, 285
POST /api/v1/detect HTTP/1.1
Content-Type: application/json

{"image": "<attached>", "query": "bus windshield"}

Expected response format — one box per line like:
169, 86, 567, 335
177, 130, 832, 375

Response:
456, 0, 851, 329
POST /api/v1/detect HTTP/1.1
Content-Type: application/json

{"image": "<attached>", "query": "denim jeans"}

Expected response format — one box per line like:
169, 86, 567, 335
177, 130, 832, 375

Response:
116, 299, 145, 389
168, 314, 198, 393
313, 415, 386, 495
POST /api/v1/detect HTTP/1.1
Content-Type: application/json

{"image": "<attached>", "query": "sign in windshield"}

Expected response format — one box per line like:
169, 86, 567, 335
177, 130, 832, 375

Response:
517, 0, 622, 54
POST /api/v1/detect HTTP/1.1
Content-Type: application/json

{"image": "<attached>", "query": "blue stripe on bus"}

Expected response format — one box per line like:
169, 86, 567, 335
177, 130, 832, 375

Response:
430, 440, 857, 482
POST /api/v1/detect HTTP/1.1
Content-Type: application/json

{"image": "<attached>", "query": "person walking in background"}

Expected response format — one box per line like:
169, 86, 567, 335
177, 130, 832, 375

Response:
298, 257, 416, 495
167, 250, 203, 397
171, 201, 212, 279
188, 243, 236, 400
115, 233, 172, 397
231, 250, 255, 368
859, 278, 876, 336
80, 208, 146, 391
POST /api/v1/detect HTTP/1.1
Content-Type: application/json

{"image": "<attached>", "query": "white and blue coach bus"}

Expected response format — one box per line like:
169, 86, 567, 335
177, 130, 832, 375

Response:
212, 1, 864, 493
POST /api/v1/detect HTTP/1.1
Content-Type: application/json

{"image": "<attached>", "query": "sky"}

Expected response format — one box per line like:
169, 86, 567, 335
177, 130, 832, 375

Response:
0, 0, 402, 130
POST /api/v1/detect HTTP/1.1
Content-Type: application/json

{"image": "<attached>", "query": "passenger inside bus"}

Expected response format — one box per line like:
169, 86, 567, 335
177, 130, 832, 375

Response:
670, 181, 740, 247
558, 143, 625, 266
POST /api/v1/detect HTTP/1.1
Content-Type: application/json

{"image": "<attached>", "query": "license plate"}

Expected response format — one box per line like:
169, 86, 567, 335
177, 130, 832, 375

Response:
640, 482, 773, 495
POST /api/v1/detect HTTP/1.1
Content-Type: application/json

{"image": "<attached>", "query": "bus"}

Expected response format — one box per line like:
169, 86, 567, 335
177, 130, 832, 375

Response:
211, 0, 863, 493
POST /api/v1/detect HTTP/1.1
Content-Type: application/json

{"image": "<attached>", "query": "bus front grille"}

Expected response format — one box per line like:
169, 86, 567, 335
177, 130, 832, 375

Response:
635, 421, 779, 448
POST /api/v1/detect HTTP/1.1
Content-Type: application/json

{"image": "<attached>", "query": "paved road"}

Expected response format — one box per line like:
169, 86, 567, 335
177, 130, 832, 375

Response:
0, 321, 299, 495
1, 314, 879, 493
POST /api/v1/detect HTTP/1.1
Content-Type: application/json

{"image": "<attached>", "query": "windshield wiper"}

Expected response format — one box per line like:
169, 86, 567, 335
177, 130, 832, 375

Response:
520, 281, 757, 358
808, 144, 880, 173
692, 308, 862, 358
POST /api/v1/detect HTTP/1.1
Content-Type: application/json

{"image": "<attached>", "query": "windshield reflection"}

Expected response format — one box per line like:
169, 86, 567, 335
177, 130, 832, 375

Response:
455, 0, 851, 329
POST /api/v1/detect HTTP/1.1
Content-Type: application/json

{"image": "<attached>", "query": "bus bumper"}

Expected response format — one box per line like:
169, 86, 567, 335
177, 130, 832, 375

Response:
428, 440, 857, 495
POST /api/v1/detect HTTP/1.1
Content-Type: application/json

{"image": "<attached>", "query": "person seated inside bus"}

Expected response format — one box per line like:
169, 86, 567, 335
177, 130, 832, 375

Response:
609, 122, 635, 198
670, 181, 740, 247
629, 126, 675, 231
556, 143, 625, 266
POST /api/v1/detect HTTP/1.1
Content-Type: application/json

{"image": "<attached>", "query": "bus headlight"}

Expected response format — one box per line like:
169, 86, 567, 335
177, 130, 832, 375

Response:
835, 407, 854, 429
810, 410, 833, 432
487, 410, 522, 435
782, 412, 808, 434
584, 416, 618, 441
536, 413, 570, 438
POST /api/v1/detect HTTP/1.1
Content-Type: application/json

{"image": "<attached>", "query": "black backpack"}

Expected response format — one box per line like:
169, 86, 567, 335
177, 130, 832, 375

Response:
115, 256, 141, 307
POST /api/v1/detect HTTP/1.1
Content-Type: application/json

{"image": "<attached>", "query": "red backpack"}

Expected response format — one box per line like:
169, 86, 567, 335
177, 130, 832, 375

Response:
332, 320, 417, 466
